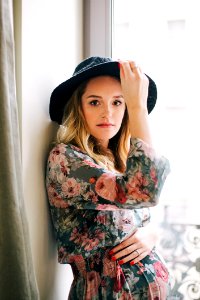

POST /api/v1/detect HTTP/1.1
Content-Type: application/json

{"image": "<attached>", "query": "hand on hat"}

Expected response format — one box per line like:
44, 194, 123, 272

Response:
119, 60, 149, 112
119, 60, 152, 145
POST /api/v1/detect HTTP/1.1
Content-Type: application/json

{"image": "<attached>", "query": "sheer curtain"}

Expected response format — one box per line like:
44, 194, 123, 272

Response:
0, 0, 39, 299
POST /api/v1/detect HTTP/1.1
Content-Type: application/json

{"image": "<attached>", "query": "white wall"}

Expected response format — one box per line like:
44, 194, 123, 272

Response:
21, 1, 83, 299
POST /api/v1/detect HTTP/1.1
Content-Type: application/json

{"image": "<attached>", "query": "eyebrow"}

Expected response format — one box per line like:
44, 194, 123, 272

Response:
86, 94, 124, 99
86, 95, 101, 99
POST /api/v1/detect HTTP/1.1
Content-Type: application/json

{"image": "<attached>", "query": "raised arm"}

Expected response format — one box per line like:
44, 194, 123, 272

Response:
46, 138, 169, 211
119, 60, 152, 145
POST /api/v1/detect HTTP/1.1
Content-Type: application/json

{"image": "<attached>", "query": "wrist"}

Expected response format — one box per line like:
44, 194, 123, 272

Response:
126, 105, 148, 114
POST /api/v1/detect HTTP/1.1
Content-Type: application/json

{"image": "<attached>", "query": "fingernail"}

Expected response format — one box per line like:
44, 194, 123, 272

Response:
109, 250, 114, 255
130, 261, 135, 266
118, 260, 124, 265
111, 256, 117, 261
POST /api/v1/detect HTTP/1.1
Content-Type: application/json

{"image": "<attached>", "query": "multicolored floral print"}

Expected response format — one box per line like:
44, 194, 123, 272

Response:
47, 138, 170, 210
46, 137, 171, 299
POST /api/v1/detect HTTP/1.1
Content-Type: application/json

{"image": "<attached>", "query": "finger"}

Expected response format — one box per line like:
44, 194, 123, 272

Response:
112, 242, 141, 261
130, 250, 150, 266
118, 248, 143, 264
120, 60, 134, 78
111, 242, 145, 263
109, 231, 138, 255
129, 61, 143, 78
118, 61, 125, 78
129, 61, 139, 72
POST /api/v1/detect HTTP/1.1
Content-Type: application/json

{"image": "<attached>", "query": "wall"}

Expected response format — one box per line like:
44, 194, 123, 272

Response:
20, 1, 83, 299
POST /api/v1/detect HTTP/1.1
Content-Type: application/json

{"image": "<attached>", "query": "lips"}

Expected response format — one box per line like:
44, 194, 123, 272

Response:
96, 123, 114, 128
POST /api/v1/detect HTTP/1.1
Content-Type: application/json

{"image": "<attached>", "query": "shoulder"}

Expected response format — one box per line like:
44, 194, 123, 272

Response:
47, 143, 93, 163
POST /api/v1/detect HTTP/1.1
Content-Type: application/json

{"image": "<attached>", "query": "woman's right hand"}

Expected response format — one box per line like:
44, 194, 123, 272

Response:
119, 60, 149, 112
119, 60, 152, 145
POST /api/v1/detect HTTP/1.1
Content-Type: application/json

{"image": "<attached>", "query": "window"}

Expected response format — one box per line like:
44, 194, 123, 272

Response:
113, 0, 200, 210
85, 1, 200, 297
112, 1, 200, 297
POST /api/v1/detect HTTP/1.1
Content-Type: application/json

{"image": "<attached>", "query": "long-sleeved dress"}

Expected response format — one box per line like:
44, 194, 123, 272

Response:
46, 137, 171, 299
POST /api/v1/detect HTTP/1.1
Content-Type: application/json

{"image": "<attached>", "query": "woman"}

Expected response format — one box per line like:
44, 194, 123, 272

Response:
46, 56, 171, 299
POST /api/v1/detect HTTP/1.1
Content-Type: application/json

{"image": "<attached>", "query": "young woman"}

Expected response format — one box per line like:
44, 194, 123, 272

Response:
46, 56, 171, 299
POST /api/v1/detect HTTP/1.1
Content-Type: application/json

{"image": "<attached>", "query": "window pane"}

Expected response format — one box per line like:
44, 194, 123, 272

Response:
112, 2, 200, 297
112, 0, 200, 207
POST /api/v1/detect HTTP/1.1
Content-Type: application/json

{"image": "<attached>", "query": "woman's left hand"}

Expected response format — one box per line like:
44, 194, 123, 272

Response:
109, 224, 158, 265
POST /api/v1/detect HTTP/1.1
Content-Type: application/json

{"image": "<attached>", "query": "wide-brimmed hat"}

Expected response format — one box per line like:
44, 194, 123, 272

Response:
49, 56, 157, 124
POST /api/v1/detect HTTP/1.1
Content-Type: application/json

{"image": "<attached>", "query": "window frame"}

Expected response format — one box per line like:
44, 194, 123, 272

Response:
83, 0, 113, 58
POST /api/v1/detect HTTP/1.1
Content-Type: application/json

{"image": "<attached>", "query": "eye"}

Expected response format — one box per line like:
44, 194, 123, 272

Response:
113, 99, 123, 106
89, 100, 100, 106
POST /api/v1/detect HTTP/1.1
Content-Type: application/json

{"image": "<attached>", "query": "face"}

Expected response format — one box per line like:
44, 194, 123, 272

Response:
81, 76, 125, 148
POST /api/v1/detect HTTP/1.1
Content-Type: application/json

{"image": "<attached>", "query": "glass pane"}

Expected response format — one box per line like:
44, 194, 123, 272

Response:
113, 1, 200, 298
112, 0, 200, 207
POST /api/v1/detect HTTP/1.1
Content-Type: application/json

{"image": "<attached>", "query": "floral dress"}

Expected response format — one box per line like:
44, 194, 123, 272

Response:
46, 138, 171, 299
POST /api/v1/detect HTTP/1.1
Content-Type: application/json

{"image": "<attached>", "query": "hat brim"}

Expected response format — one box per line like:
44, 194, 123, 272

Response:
49, 61, 157, 124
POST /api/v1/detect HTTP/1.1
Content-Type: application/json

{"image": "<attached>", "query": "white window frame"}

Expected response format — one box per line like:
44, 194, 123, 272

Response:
84, 0, 113, 57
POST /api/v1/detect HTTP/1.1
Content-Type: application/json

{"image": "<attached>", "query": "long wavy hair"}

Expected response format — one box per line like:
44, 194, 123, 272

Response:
56, 77, 130, 173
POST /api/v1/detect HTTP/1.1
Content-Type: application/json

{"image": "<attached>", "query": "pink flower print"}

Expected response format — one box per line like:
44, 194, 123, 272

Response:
148, 281, 160, 299
153, 261, 169, 282
84, 159, 101, 168
118, 291, 133, 300
116, 184, 127, 204
113, 264, 125, 292
61, 178, 81, 198
96, 204, 119, 210
48, 165, 67, 184
58, 246, 69, 263
148, 277, 168, 299
49, 144, 67, 165
95, 214, 107, 224
69, 227, 85, 245
68, 254, 86, 277
95, 173, 117, 200
126, 172, 150, 201
102, 256, 116, 278
115, 217, 134, 234
83, 230, 105, 251
47, 185, 57, 199
84, 238, 100, 251
70, 227, 105, 251
136, 261, 146, 275
47, 185, 68, 208
139, 139, 156, 160
60, 160, 70, 176
84, 190, 98, 203
53, 197, 69, 208
85, 271, 101, 300
150, 167, 158, 186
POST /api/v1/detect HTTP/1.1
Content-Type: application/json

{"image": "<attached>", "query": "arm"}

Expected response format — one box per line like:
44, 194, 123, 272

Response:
119, 60, 152, 145
46, 142, 169, 262
46, 139, 170, 210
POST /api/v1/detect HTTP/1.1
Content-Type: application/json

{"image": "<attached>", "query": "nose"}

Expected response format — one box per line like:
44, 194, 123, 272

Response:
100, 104, 112, 118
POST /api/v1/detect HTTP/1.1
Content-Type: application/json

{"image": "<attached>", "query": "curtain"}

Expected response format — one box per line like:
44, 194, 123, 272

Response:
0, 1, 39, 299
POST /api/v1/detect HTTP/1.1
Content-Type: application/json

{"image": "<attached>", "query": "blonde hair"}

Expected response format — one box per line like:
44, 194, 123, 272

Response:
56, 78, 130, 173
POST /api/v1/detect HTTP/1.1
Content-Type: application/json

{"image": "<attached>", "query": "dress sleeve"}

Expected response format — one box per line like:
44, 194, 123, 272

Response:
46, 137, 170, 210
46, 139, 169, 263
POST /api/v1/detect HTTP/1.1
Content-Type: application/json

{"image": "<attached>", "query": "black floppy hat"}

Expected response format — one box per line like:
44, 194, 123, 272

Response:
49, 56, 157, 124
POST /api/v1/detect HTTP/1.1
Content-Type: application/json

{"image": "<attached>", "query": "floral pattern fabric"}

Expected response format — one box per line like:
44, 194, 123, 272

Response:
46, 138, 171, 299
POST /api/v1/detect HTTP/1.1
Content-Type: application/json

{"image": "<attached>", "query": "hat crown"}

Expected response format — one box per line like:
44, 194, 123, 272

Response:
73, 56, 112, 76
